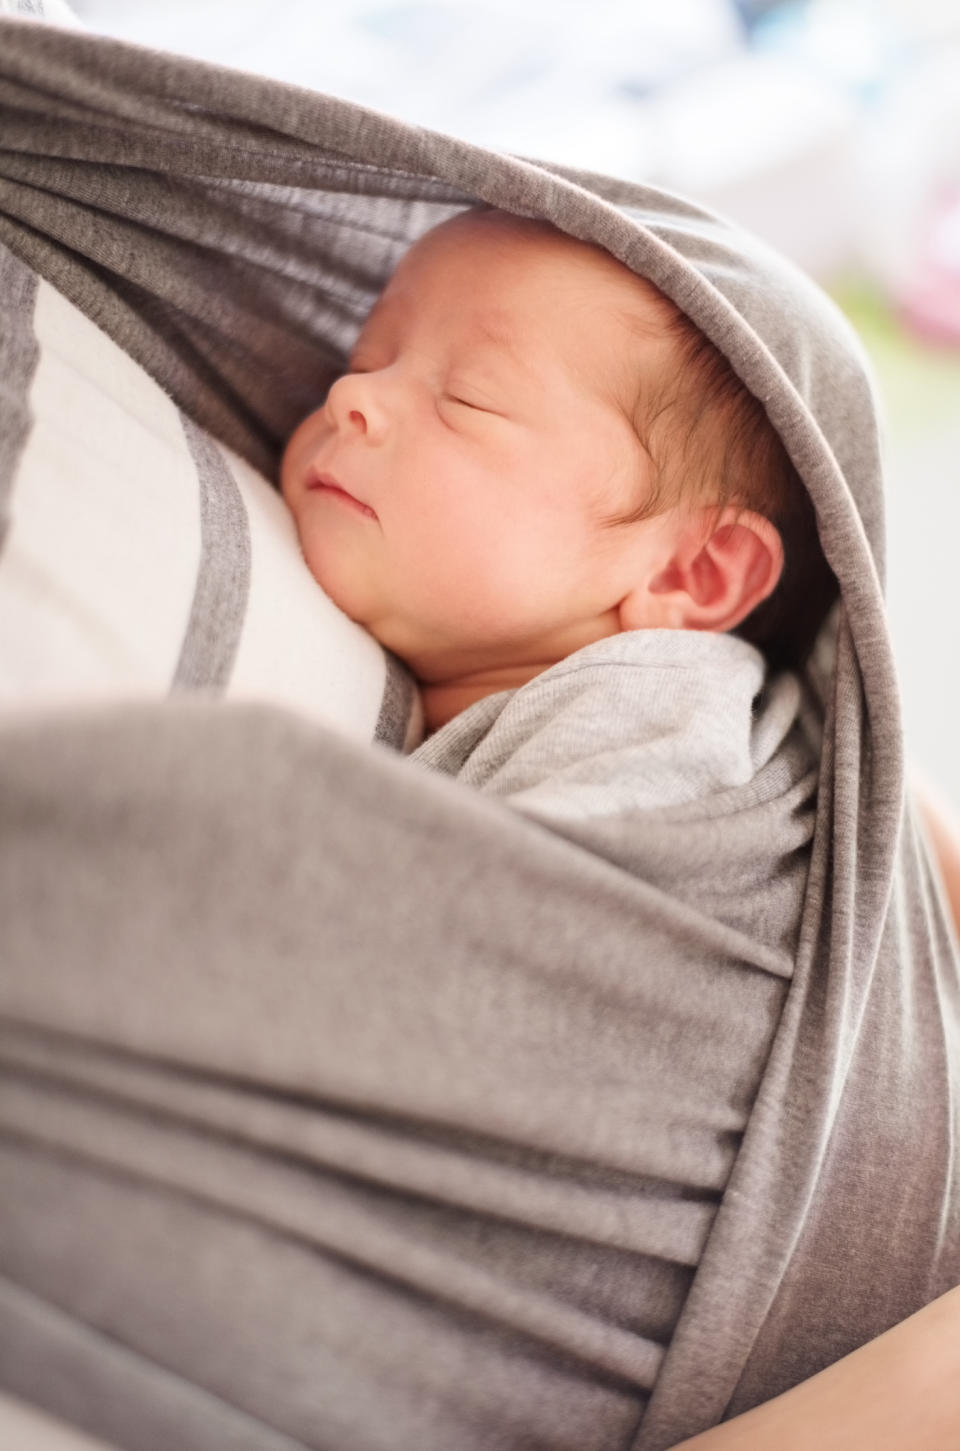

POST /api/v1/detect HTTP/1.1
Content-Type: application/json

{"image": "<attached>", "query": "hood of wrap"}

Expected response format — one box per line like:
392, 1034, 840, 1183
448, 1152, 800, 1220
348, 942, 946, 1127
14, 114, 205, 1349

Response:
1, 17, 957, 1451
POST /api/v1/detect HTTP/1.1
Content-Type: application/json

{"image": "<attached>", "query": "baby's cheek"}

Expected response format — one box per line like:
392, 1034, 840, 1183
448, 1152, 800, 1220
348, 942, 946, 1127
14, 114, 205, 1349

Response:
279, 409, 325, 500
278, 439, 300, 503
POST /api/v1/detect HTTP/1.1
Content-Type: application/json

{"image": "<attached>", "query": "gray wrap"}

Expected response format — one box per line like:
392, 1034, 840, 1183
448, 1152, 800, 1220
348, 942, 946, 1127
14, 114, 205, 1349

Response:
0, 15, 959, 1451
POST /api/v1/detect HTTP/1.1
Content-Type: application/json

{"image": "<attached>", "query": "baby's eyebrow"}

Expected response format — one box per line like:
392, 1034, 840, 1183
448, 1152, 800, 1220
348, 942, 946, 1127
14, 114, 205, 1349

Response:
472, 315, 531, 373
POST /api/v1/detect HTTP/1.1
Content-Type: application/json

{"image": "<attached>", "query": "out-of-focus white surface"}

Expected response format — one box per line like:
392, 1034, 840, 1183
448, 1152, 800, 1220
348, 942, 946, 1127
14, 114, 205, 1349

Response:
886, 421, 960, 810
851, 310, 960, 809
69, 0, 740, 119
0, 0, 82, 22
72, 0, 740, 180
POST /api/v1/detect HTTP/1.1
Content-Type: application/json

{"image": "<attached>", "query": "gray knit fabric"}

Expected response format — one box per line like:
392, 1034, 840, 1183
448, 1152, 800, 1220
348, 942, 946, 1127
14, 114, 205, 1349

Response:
413, 630, 807, 810
1, 16, 958, 1451
0, 240, 38, 549
172, 413, 251, 694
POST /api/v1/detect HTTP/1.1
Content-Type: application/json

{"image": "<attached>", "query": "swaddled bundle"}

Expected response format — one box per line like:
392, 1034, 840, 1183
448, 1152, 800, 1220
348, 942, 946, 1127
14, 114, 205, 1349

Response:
0, 14, 958, 1451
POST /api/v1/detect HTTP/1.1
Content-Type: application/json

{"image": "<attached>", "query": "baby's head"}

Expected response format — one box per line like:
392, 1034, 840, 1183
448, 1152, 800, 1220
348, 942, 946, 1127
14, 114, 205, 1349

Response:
282, 209, 830, 710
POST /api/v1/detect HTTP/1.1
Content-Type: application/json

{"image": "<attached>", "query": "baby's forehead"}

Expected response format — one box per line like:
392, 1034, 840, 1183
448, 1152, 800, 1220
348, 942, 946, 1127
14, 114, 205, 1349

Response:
367, 211, 687, 398
405, 212, 666, 309
423, 216, 670, 310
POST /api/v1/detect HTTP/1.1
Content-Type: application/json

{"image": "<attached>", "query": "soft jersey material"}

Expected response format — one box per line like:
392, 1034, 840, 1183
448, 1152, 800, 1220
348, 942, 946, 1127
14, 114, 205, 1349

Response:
412, 628, 819, 1381
0, 16, 959, 1451
414, 629, 811, 818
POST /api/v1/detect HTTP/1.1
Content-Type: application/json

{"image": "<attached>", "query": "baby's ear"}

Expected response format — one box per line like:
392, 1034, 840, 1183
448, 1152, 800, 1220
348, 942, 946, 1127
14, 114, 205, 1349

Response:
620, 506, 784, 634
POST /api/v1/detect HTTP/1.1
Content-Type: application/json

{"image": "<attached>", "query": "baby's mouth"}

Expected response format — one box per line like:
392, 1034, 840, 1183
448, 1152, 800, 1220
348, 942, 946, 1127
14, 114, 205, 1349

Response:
306, 470, 378, 520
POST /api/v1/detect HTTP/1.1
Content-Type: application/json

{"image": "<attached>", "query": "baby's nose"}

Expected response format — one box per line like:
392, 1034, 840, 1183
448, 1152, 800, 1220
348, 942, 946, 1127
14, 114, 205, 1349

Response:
326, 372, 386, 440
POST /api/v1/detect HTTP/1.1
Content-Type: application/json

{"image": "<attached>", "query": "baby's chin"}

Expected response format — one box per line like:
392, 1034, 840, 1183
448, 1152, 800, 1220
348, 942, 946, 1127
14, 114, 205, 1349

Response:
294, 534, 395, 648
285, 524, 472, 676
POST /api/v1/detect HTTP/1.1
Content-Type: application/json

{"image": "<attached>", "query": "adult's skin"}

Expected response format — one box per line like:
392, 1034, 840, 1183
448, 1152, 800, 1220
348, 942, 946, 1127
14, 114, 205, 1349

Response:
917, 782, 960, 943
673, 1284, 960, 1450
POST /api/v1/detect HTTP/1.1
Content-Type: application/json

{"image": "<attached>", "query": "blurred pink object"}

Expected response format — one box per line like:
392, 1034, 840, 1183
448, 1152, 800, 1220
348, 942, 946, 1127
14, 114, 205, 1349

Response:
898, 190, 960, 346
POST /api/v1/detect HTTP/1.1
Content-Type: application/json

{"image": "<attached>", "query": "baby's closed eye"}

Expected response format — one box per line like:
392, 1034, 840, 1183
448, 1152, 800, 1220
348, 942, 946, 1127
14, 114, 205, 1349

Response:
442, 379, 506, 415
444, 393, 489, 412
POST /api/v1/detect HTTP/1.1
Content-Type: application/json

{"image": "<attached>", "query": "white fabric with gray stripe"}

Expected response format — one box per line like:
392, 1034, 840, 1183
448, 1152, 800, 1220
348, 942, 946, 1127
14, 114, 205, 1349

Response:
0, 248, 417, 747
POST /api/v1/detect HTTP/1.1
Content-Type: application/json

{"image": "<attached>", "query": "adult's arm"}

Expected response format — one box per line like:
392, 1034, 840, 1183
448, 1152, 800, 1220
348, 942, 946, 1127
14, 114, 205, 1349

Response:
671, 1284, 960, 1450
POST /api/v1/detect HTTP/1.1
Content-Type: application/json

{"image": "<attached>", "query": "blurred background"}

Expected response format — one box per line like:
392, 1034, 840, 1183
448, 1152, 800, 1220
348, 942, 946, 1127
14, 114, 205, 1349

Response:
70, 0, 960, 805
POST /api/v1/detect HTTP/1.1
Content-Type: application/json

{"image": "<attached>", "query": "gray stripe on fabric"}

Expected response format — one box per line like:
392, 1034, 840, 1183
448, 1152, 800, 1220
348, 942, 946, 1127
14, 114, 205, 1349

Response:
375, 652, 417, 749
173, 413, 250, 693
0, 243, 40, 556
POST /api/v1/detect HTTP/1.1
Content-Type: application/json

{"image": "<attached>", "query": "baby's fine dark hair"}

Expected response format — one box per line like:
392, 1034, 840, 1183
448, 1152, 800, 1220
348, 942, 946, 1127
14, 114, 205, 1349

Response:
631, 296, 838, 671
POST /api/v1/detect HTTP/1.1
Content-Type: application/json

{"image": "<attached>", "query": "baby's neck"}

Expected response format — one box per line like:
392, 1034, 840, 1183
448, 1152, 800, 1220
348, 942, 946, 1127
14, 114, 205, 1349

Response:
420, 663, 552, 733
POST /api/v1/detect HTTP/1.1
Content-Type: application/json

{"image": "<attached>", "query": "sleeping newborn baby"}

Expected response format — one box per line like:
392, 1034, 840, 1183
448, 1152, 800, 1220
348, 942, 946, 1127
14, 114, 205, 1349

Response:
281, 208, 832, 819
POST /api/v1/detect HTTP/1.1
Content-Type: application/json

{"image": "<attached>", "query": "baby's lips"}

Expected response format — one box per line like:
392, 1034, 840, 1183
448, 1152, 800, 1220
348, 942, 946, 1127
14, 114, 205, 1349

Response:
306, 468, 378, 520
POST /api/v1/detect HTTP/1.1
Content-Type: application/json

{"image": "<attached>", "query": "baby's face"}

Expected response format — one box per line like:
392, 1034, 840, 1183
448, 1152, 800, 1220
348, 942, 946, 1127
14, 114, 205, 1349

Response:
281, 211, 681, 682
